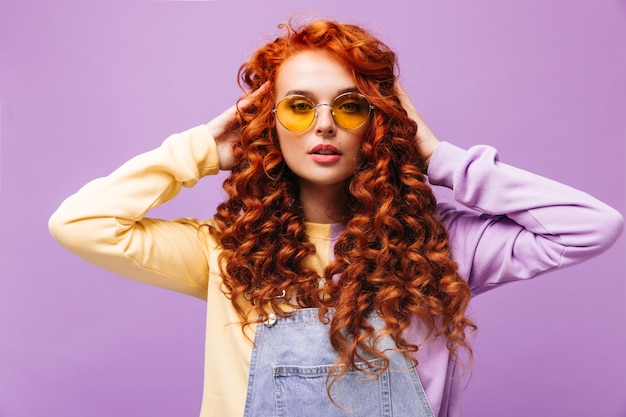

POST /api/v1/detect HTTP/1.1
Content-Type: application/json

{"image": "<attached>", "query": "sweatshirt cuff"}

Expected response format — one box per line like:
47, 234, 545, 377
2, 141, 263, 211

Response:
158, 124, 221, 187
426, 142, 467, 189
197, 124, 221, 176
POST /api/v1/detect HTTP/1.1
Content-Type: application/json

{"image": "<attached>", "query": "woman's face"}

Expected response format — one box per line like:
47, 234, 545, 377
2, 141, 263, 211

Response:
274, 49, 368, 190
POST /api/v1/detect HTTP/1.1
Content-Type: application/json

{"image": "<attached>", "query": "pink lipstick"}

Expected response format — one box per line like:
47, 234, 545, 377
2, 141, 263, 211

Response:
309, 144, 342, 163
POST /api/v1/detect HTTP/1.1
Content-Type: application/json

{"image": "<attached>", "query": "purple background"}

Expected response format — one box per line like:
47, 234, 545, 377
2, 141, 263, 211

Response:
1, 1, 625, 416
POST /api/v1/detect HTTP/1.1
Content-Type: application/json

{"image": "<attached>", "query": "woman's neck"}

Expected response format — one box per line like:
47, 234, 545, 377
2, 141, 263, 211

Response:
298, 181, 348, 224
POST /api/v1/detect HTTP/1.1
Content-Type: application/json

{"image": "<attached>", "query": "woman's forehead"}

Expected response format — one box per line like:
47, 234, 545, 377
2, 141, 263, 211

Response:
275, 50, 356, 100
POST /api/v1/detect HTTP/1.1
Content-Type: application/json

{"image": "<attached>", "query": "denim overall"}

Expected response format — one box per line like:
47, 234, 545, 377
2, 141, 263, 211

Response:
243, 308, 435, 417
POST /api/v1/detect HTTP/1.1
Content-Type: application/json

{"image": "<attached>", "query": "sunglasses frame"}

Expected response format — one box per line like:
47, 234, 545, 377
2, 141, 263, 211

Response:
273, 92, 374, 132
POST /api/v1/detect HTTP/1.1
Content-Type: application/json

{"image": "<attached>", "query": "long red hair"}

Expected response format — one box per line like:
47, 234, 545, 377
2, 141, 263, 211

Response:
209, 18, 475, 381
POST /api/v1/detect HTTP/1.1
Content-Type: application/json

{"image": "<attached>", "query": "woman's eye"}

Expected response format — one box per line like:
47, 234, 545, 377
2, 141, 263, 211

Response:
338, 101, 361, 113
289, 101, 313, 113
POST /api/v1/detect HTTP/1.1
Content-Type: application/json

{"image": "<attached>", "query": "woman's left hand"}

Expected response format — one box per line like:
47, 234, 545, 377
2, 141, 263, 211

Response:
396, 83, 440, 171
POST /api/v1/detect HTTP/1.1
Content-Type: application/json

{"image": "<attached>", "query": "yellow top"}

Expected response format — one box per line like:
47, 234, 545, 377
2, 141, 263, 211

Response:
48, 124, 339, 417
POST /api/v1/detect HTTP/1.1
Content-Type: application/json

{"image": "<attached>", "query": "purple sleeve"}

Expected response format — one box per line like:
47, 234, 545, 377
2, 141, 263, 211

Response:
428, 142, 624, 295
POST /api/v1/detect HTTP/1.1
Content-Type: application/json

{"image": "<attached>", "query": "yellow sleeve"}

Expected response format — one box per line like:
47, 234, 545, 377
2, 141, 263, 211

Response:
48, 124, 221, 299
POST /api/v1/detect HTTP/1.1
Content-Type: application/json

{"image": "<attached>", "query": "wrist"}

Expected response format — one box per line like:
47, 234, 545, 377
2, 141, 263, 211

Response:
419, 140, 440, 174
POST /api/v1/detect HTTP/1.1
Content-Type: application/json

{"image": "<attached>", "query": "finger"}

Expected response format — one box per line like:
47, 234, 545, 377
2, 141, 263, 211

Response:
394, 82, 438, 144
395, 82, 408, 97
237, 81, 272, 112
395, 82, 419, 115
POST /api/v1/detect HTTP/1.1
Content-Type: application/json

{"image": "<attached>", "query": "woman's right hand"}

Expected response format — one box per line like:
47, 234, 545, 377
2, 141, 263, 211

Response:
206, 82, 271, 170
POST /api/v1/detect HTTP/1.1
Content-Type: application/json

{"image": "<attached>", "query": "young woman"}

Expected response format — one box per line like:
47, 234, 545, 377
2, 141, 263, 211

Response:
48, 19, 623, 417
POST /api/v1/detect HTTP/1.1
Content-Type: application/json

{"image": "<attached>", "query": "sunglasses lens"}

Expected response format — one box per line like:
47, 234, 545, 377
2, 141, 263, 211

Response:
332, 93, 372, 129
274, 93, 372, 132
275, 96, 315, 132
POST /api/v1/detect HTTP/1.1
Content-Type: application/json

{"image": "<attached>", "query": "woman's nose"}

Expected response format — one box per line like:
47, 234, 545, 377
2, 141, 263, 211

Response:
314, 104, 336, 136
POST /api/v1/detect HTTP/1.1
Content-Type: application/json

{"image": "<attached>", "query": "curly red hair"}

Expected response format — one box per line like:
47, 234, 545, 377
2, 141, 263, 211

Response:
209, 18, 475, 383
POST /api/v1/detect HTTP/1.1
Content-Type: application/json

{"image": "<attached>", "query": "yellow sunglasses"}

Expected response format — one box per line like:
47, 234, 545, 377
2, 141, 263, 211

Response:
273, 92, 373, 132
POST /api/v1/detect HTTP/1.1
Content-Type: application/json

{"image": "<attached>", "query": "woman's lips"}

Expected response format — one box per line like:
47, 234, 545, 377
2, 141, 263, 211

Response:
309, 144, 342, 163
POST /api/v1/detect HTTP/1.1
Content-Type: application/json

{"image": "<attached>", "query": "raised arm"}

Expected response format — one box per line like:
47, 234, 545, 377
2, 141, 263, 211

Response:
430, 143, 623, 294
48, 125, 221, 299
48, 85, 269, 298
397, 84, 623, 295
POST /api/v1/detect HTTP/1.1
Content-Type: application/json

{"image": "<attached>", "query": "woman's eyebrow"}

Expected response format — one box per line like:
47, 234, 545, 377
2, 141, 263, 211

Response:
284, 89, 312, 97
337, 87, 359, 95
283, 87, 359, 99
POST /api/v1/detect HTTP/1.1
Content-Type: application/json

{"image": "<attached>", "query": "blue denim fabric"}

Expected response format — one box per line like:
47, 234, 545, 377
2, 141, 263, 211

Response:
243, 308, 435, 417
